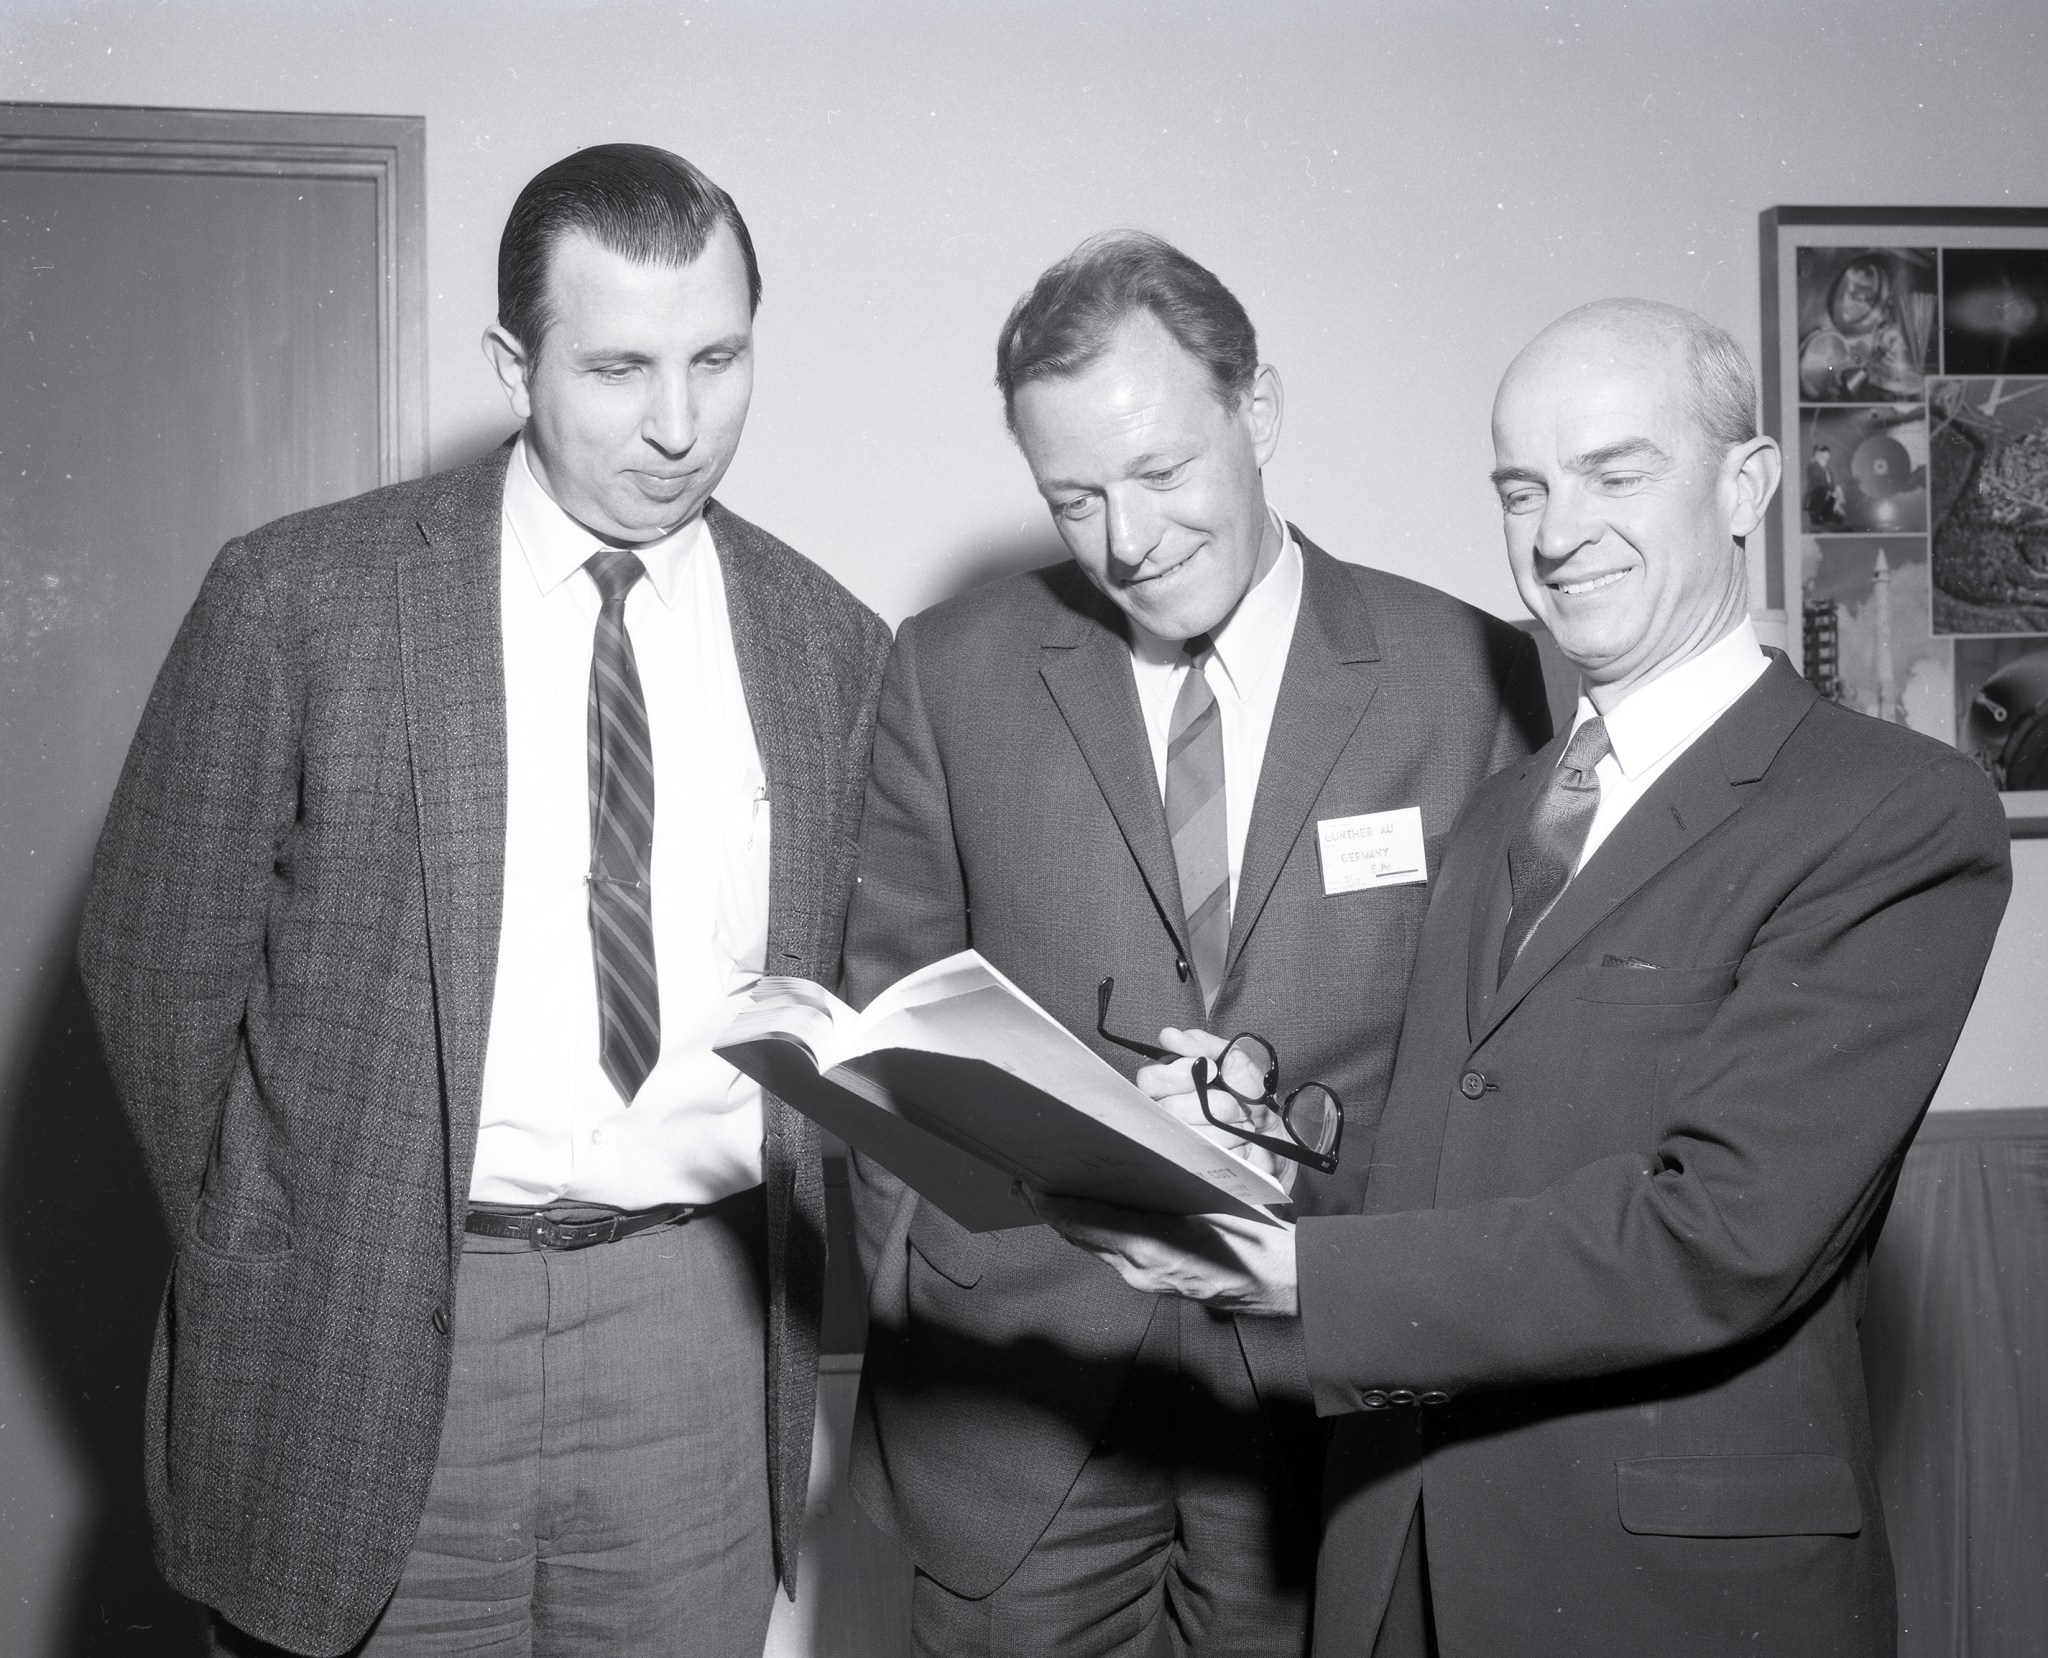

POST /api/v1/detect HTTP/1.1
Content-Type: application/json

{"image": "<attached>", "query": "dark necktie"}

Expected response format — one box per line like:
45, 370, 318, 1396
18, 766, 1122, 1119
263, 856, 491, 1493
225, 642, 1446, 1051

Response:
1166, 637, 1230, 1013
584, 548, 660, 1104
1497, 715, 1612, 986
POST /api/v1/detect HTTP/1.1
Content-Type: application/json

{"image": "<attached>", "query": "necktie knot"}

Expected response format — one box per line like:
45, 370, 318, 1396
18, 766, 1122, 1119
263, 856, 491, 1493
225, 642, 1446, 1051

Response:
1559, 715, 1612, 788
585, 547, 646, 610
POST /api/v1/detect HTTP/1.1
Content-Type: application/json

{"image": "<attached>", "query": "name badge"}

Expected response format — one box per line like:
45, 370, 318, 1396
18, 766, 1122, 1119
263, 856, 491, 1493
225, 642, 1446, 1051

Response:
1317, 807, 1428, 895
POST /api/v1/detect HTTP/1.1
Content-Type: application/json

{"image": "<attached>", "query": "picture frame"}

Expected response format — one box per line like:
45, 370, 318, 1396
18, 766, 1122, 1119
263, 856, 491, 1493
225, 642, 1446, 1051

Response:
1760, 206, 2048, 836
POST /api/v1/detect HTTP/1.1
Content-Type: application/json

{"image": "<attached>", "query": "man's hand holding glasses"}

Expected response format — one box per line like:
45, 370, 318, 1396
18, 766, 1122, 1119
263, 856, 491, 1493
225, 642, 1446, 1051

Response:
1022, 976, 1342, 1317
1095, 976, 1345, 1183
1127, 1027, 1298, 1189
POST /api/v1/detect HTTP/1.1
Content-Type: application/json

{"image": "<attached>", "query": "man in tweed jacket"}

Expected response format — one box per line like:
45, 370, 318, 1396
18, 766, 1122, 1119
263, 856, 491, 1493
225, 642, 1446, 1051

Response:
79, 146, 888, 1656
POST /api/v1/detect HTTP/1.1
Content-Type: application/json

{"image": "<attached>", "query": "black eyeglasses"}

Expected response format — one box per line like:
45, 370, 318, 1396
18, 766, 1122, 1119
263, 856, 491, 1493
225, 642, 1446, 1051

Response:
1095, 976, 1344, 1175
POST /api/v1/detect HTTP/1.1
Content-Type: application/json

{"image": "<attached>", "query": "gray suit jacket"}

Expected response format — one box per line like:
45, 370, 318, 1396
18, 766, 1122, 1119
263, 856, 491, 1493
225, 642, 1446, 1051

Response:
78, 441, 890, 1655
1297, 661, 2012, 1656
843, 536, 1551, 1597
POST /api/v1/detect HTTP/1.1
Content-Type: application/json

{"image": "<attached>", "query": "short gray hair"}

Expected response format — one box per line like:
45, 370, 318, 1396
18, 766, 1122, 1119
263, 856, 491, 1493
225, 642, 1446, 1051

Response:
1683, 312, 1759, 451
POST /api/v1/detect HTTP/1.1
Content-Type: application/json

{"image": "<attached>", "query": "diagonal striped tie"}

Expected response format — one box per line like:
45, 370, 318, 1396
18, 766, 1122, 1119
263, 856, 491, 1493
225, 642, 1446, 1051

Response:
1166, 636, 1231, 1014
584, 548, 660, 1105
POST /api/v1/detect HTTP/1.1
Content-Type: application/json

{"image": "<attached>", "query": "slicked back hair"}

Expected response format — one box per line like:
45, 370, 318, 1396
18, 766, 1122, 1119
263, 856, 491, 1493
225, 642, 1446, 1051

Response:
497, 143, 761, 357
995, 231, 1258, 432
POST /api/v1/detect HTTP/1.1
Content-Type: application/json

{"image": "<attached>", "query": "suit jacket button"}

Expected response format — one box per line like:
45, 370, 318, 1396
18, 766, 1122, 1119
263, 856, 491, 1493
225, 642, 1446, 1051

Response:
1459, 1070, 1487, 1099
1387, 1389, 1416, 1406
1175, 955, 1190, 983
1360, 1389, 1388, 1409
1418, 1390, 1451, 1407
432, 1304, 450, 1336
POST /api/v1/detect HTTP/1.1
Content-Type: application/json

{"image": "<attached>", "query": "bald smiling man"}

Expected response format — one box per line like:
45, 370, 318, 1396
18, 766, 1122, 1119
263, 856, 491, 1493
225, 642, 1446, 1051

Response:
1037, 300, 2013, 1656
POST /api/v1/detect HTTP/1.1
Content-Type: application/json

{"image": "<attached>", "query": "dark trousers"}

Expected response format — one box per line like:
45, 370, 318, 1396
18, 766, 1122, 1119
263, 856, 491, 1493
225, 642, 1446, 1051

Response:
212, 1189, 774, 1658
912, 1293, 1324, 1658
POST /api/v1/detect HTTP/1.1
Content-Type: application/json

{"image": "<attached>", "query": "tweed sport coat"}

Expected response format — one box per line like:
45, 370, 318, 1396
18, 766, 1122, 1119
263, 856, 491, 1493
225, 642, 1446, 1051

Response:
1295, 659, 2013, 1657
78, 441, 890, 1656
843, 536, 1552, 1598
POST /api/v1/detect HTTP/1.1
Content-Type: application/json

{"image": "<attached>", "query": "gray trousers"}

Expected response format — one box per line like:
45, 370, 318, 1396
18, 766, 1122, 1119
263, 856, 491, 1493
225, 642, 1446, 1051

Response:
212, 1188, 775, 1658
911, 1293, 1323, 1658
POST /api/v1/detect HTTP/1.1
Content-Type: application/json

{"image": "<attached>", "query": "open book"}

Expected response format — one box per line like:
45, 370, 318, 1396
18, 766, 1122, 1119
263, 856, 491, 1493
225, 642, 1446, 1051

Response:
715, 950, 1292, 1233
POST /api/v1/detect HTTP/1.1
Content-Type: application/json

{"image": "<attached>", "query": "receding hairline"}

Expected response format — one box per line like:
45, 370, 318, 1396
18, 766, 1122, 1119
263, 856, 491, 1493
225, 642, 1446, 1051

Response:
521, 218, 750, 353
1497, 297, 1758, 452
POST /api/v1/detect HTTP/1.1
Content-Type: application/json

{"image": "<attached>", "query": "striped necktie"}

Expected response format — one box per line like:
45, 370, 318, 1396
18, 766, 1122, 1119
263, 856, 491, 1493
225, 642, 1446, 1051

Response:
1497, 715, 1612, 986
584, 548, 660, 1104
1167, 636, 1231, 1014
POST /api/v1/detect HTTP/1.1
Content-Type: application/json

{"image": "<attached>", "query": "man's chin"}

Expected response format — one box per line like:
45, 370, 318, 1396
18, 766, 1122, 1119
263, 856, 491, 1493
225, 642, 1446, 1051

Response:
606, 491, 705, 543
1111, 583, 1236, 645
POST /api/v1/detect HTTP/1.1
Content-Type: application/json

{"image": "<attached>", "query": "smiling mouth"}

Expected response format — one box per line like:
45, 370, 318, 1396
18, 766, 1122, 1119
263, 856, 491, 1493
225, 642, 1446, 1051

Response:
1551, 569, 1629, 597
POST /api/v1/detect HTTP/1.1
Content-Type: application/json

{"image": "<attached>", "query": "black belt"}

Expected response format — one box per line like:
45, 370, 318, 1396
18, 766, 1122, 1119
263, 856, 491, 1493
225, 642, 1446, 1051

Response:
463, 1202, 696, 1251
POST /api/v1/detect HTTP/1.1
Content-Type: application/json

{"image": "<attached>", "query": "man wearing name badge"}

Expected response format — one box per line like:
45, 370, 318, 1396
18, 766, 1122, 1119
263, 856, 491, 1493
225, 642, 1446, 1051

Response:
842, 230, 1551, 1655
1035, 298, 2013, 1656
79, 144, 889, 1655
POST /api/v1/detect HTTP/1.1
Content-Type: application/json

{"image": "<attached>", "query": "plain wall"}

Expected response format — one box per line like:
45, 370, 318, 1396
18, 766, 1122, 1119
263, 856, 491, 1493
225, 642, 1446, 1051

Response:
2, 1, 2045, 1649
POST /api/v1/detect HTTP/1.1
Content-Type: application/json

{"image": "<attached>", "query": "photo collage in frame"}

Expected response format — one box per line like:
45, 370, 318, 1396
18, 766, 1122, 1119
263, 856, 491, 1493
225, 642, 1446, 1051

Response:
1762, 208, 2048, 825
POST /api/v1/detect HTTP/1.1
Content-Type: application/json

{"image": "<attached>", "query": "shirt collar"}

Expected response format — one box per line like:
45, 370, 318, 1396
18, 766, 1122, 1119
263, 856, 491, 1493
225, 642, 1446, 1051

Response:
1571, 617, 1769, 781
1128, 509, 1302, 702
502, 436, 706, 609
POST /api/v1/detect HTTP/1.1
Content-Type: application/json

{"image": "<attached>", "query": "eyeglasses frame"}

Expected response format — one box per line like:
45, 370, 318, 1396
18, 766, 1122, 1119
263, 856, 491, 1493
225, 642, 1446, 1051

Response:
1095, 976, 1343, 1175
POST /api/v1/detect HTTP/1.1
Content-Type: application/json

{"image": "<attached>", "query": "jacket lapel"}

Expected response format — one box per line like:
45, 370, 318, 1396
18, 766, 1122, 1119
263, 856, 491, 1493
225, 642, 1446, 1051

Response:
1227, 534, 1381, 976
1476, 656, 1818, 1044
1038, 580, 1191, 953
710, 503, 831, 979
1464, 747, 1546, 1040
397, 442, 512, 1214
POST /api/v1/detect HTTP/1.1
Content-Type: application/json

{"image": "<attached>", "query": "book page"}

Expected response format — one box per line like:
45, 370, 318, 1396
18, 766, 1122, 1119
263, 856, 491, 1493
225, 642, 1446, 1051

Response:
719, 975, 857, 1071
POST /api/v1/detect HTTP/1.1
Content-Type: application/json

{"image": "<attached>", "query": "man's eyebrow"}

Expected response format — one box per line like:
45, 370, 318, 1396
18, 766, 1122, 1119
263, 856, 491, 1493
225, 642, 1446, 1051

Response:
1566, 438, 1671, 471
1489, 465, 1544, 489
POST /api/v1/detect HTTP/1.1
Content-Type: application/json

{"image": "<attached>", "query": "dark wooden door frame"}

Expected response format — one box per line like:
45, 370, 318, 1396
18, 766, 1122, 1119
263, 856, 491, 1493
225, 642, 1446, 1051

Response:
1, 102, 427, 482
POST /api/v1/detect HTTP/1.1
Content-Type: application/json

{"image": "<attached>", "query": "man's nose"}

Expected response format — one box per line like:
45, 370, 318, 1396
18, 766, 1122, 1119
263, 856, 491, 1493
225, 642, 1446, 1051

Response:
1534, 484, 1599, 566
643, 370, 697, 458
1102, 489, 1161, 581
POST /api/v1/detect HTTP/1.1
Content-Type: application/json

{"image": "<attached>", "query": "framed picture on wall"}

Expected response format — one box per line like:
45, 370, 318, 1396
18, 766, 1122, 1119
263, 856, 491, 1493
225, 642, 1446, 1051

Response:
1761, 206, 2048, 836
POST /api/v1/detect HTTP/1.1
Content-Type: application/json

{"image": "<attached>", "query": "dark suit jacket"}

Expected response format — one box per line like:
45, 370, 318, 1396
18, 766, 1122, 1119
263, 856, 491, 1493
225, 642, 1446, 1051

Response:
1296, 659, 2013, 1657
843, 535, 1550, 1597
77, 442, 890, 1656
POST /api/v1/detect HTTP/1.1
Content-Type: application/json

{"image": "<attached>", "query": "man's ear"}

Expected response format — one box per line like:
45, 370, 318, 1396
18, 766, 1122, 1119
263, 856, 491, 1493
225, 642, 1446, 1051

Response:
1245, 363, 1284, 470
482, 322, 536, 423
1725, 434, 1781, 540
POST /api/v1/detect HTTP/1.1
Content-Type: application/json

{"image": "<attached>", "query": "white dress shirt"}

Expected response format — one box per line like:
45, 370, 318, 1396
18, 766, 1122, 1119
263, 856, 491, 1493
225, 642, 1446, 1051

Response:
471, 440, 770, 1208
1128, 512, 1305, 902
1569, 618, 1771, 873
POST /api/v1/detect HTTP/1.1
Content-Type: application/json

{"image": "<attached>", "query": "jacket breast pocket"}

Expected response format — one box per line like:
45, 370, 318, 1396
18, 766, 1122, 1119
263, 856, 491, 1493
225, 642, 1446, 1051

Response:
1575, 960, 1739, 1007
908, 1202, 991, 1289
1616, 1454, 1863, 1538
